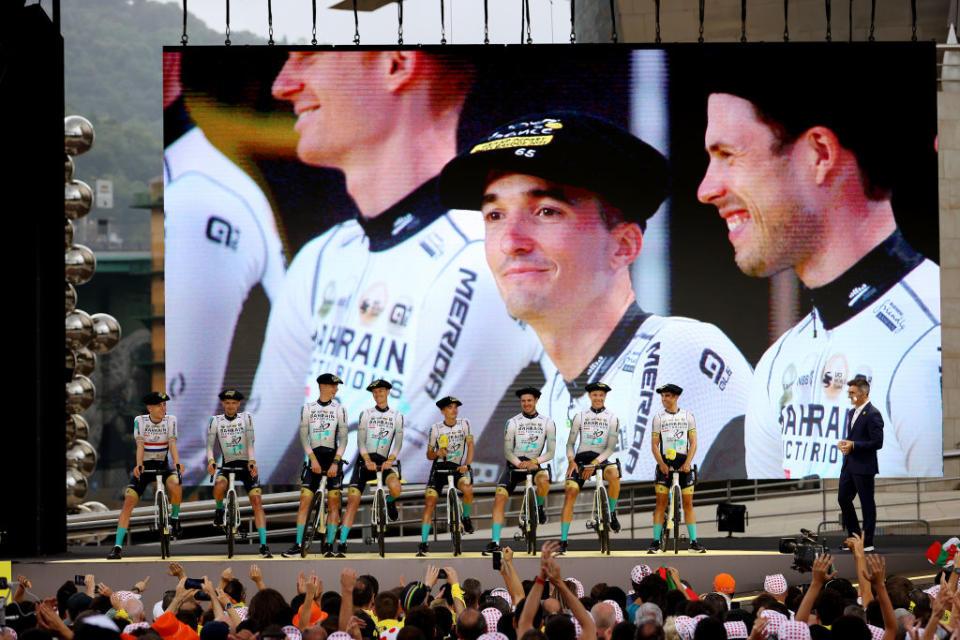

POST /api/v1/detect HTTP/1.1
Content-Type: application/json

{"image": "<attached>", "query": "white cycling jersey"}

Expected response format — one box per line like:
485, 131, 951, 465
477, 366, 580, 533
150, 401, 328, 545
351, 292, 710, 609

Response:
163, 100, 286, 479
134, 414, 178, 462
299, 399, 348, 456
652, 409, 696, 458
745, 231, 942, 479
567, 408, 620, 463
248, 178, 540, 482
428, 418, 473, 466
539, 303, 752, 481
357, 406, 405, 459
504, 412, 557, 465
206, 412, 255, 464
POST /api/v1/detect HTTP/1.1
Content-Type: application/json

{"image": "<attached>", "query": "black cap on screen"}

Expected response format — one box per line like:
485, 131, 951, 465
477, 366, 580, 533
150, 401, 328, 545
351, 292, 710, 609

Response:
439, 112, 669, 228
218, 389, 245, 401
585, 382, 612, 393
655, 383, 683, 395
514, 387, 542, 399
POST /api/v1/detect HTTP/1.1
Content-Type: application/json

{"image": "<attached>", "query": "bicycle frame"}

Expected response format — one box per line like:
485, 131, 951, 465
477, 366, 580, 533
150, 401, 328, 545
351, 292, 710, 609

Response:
143, 469, 170, 558
517, 469, 538, 554
664, 469, 682, 554
583, 464, 612, 555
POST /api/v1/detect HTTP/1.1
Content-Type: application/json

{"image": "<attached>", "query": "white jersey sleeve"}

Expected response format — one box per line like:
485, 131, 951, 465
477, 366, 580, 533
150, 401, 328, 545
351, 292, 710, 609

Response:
163, 127, 286, 479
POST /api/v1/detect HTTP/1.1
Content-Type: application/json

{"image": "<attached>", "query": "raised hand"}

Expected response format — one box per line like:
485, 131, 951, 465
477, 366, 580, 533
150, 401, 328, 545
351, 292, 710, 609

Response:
865, 554, 886, 587
341, 568, 358, 592
443, 567, 459, 584
134, 576, 150, 593
168, 562, 185, 579
423, 565, 440, 589
297, 572, 307, 595
812, 553, 838, 584
502, 546, 514, 564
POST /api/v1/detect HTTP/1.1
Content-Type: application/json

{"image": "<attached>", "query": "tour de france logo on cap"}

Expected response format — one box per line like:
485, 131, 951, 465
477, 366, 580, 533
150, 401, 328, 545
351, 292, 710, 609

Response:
469, 118, 564, 154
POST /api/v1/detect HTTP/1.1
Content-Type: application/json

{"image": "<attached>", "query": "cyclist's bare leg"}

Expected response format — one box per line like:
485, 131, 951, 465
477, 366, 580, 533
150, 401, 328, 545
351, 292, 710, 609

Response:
653, 489, 668, 524
423, 492, 438, 524
117, 493, 139, 529
166, 474, 182, 506
386, 475, 402, 500
341, 491, 362, 529
250, 492, 266, 529
492, 490, 508, 525
212, 477, 228, 502
327, 491, 341, 526
534, 472, 550, 497
561, 483, 579, 523
604, 465, 621, 500
457, 477, 473, 506
295, 491, 313, 526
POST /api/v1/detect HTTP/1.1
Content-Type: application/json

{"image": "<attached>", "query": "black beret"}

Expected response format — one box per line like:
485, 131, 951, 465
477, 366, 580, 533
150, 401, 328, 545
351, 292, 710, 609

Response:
366, 379, 393, 391
218, 389, 245, 401
316, 373, 344, 385
141, 391, 170, 405
439, 112, 669, 228
655, 383, 683, 395
435, 396, 463, 410
515, 387, 542, 399
585, 382, 612, 393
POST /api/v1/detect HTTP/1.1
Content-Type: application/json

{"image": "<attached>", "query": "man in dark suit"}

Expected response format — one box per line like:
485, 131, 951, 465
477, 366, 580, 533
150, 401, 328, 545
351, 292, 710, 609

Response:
837, 376, 884, 551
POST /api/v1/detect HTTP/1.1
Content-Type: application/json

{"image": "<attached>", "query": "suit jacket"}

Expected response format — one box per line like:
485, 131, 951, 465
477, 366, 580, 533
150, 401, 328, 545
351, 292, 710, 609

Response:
843, 401, 884, 476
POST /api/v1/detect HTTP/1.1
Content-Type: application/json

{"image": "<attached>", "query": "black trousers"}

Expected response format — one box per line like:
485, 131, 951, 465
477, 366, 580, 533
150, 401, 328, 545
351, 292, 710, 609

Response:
838, 466, 876, 545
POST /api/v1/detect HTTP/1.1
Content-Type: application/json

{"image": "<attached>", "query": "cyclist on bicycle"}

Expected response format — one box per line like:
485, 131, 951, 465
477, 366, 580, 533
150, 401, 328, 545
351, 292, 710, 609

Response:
484, 387, 556, 556
107, 392, 183, 560
335, 378, 404, 557
282, 372, 348, 558
558, 381, 621, 555
648, 383, 706, 554
206, 389, 273, 558
418, 396, 476, 557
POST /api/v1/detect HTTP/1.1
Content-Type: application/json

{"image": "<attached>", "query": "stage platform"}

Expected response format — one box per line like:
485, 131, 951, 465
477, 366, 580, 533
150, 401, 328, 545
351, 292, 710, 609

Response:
12, 536, 940, 600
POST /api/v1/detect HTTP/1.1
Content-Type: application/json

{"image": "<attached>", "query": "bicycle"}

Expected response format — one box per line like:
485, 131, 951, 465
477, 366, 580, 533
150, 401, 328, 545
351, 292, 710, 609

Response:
362, 461, 401, 558
583, 461, 620, 555
212, 464, 246, 559
141, 467, 178, 559
512, 467, 543, 555
660, 463, 697, 554
301, 461, 346, 558
433, 464, 471, 556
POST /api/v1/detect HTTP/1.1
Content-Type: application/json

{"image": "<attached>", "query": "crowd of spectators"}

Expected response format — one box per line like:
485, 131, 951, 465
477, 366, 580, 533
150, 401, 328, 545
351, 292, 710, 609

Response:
3, 534, 958, 640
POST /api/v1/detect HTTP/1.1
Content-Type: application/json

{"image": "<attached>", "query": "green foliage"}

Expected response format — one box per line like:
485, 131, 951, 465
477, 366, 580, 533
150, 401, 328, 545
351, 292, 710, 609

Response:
60, 0, 261, 249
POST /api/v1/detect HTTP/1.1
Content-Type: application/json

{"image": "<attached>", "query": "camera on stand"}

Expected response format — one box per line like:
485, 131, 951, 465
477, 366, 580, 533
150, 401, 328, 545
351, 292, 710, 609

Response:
778, 528, 828, 573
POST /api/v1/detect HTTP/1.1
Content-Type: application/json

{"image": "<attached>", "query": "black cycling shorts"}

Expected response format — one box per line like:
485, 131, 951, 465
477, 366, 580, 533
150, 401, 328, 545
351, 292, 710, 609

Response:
566, 452, 619, 489
348, 453, 399, 492
300, 446, 343, 492
216, 461, 262, 494
126, 460, 177, 497
497, 457, 549, 493
654, 453, 695, 490
427, 461, 469, 495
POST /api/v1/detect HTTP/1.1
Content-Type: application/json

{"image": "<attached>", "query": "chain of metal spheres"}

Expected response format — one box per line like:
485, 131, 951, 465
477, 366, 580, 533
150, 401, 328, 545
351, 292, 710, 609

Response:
64, 115, 119, 524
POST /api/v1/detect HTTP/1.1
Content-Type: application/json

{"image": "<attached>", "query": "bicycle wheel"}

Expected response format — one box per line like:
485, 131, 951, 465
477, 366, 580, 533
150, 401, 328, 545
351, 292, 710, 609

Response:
157, 491, 170, 559
525, 487, 538, 554
598, 486, 611, 555
672, 488, 682, 554
375, 491, 387, 558
302, 494, 321, 558
448, 489, 461, 557
226, 491, 236, 559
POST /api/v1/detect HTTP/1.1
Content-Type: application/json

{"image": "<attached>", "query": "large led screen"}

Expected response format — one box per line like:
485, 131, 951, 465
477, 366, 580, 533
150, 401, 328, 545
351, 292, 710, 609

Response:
162, 44, 942, 485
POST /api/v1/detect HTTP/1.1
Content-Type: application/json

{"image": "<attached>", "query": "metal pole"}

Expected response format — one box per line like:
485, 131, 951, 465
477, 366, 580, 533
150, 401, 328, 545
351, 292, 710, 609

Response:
916, 478, 920, 521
